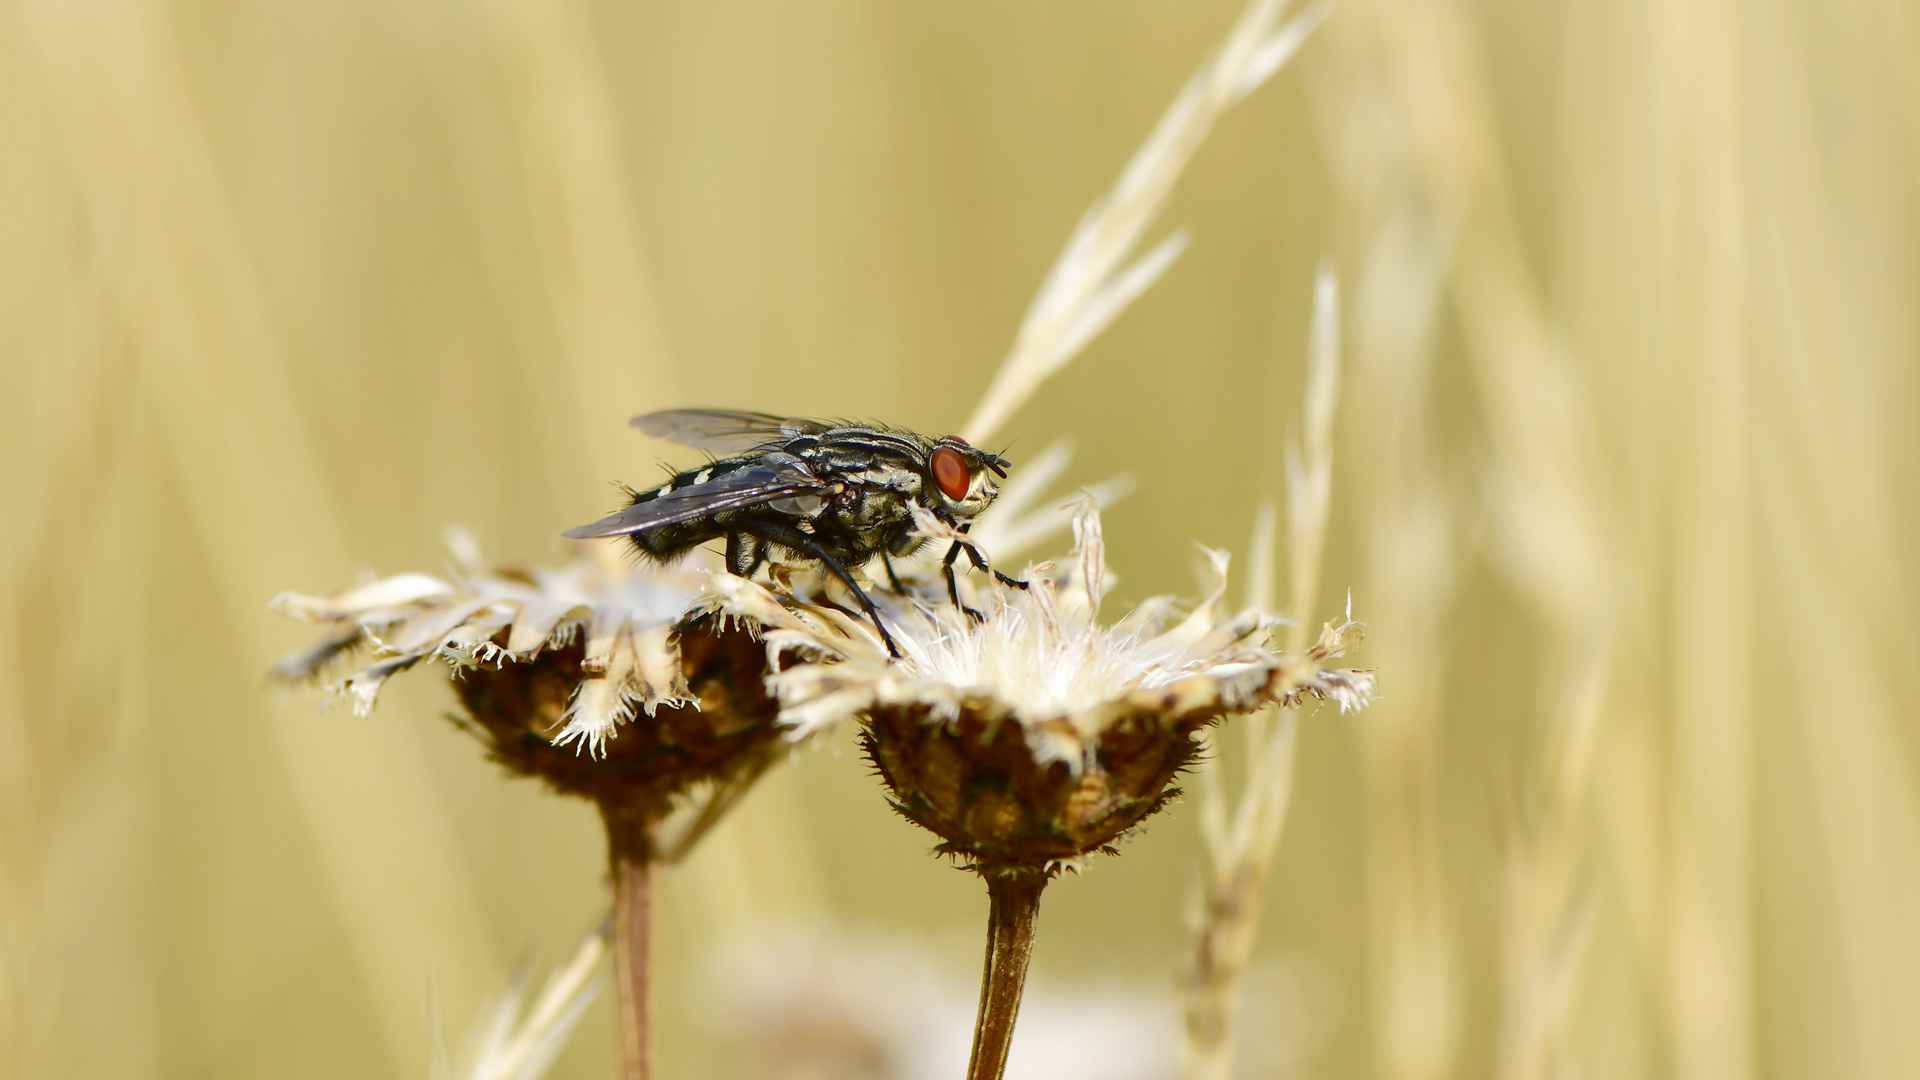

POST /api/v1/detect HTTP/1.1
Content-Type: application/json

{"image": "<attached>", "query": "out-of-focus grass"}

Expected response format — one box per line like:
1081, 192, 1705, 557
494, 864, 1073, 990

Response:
4, 1, 1919, 1078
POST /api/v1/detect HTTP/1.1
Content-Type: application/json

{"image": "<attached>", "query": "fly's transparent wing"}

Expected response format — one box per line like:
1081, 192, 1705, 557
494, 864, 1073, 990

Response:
562, 459, 826, 538
630, 409, 828, 455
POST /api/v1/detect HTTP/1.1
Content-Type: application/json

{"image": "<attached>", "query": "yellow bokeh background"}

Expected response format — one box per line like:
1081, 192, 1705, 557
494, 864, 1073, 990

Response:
5, 0, 1918, 1077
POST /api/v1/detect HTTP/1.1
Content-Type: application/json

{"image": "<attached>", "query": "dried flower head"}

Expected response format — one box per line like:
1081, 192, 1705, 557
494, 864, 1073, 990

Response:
704, 499, 1372, 870
705, 494, 1369, 1080
272, 533, 796, 1080
270, 534, 785, 816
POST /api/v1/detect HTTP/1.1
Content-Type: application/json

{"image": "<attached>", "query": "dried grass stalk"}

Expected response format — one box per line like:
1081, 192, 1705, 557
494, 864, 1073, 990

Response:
1317, 0, 1619, 1074
1180, 267, 1343, 1080
433, 924, 609, 1080
961, 0, 1329, 446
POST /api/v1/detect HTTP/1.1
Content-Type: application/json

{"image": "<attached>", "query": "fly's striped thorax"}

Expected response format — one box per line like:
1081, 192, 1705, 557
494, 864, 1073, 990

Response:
791, 428, 929, 458
786, 430, 934, 490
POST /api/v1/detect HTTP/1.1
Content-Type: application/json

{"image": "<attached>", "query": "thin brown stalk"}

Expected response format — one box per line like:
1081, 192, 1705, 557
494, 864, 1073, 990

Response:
966, 868, 1051, 1080
602, 802, 665, 1080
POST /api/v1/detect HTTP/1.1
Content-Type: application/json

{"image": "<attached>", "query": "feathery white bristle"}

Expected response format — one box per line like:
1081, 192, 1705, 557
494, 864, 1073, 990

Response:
273, 539, 705, 741
704, 499, 1373, 772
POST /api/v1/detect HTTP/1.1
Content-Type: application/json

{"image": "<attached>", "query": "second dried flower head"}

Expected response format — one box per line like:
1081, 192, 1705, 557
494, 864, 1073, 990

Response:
706, 497, 1374, 1080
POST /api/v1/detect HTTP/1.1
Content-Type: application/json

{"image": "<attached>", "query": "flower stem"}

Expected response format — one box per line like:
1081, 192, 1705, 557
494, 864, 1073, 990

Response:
602, 802, 662, 1080
966, 866, 1050, 1080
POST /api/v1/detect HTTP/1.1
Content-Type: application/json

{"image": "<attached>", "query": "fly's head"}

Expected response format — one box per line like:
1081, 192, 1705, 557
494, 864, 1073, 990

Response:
923, 435, 1009, 522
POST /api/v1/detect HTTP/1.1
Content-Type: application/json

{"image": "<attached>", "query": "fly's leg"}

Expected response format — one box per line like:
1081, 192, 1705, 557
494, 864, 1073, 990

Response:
953, 524, 1029, 591
749, 523, 902, 659
725, 531, 752, 576
726, 531, 771, 578
961, 542, 1029, 590
881, 552, 908, 594
942, 541, 985, 623
817, 547, 902, 658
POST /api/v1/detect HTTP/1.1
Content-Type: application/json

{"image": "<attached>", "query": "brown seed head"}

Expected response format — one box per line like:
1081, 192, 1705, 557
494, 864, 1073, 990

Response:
861, 700, 1210, 868
449, 613, 781, 811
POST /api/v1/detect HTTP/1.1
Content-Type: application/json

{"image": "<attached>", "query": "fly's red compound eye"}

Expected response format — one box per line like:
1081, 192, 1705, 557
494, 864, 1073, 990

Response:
931, 446, 971, 501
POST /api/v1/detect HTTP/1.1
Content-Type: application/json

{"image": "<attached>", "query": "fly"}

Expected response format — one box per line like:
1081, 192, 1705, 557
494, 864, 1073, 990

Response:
564, 409, 1028, 658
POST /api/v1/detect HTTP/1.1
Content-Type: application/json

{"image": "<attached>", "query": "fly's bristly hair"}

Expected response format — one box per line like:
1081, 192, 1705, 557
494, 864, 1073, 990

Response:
565, 409, 1027, 657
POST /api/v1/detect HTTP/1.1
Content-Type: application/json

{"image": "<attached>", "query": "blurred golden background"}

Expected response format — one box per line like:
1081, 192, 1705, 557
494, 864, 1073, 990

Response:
5, 0, 1919, 1077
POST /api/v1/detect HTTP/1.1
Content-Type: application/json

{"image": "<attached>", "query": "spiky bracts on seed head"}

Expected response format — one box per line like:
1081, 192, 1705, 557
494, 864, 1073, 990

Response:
858, 701, 1193, 868
700, 499, 1374, 867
